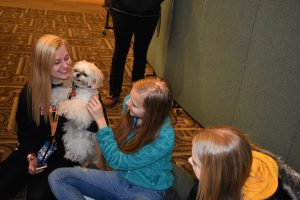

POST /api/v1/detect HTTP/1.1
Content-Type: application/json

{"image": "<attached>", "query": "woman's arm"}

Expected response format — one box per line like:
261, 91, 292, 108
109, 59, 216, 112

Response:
99, 93, 109, 126
87, 96, 108, 129
16, 84, 36, 155
87, 94, 109, 133
16, 84, 47, 174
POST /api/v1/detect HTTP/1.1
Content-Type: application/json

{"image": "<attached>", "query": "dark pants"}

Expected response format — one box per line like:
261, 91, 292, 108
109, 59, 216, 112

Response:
109, 9, 159, 97
0, 150, 75, 200
0, 150, 28, 199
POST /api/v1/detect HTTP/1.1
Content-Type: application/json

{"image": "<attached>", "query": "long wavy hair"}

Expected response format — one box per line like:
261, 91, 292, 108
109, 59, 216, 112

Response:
28, 34, 70, 126
193, 127, 252, 200
114, 77, 173, 153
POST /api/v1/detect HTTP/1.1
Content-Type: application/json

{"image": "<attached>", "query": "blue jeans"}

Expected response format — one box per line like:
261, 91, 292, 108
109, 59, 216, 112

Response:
48, 167, 165, 200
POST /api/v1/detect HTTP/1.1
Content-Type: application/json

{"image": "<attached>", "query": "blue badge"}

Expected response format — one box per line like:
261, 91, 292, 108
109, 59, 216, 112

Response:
36, 140, 57, 166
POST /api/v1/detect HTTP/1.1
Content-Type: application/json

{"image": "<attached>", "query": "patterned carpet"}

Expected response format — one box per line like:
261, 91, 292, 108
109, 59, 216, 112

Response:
0, 5, 202, 180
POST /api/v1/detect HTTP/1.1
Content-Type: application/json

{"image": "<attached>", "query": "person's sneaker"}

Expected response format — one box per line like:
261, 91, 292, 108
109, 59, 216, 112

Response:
102, 95, 119, 107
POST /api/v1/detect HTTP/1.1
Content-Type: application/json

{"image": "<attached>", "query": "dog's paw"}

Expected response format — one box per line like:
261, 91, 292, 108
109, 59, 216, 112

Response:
51, 87, 72, 105
58, 99, 93, 129
64, 150, 77, 162
64, 150, 85, 163
57, 101, 70, 117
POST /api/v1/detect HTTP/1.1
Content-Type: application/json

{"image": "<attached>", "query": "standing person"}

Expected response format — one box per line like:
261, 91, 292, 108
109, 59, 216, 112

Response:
188, 127, 279, 200
48, 77, 175, 200
103, 0, 164, 107
0, 34, 106, 200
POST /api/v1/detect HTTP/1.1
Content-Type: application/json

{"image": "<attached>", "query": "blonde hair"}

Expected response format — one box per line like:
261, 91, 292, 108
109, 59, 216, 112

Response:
115, 77, 173, 152
28, 34, 70, 126
193, 127, 252, 200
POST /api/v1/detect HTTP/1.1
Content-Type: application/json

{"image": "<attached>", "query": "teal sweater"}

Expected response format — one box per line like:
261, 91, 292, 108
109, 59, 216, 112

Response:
96, 95, 174, 190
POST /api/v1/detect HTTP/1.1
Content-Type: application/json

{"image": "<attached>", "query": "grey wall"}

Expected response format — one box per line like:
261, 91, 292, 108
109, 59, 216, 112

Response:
147, 0, 174, 77
148, 0, 300, 171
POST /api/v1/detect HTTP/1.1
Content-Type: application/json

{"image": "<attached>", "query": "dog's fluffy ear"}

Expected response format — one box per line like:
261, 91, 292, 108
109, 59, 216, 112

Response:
90, 63, 104, 89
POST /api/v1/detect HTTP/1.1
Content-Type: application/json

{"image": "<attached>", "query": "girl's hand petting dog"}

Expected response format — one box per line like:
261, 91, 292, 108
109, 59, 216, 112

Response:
87, 96, 108, 129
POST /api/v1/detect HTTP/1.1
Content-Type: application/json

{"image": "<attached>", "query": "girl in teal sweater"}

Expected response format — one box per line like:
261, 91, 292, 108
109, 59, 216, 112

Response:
48, 77, 175, 200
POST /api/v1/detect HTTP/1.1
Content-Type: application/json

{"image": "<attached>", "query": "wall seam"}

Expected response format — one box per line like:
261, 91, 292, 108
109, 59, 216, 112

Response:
231, 0, 262, 124
285, 119, 300, 163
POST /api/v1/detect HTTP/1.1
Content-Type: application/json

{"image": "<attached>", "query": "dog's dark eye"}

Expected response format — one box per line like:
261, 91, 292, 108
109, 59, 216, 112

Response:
74, 69, 78, 72
82, 73, 87, 77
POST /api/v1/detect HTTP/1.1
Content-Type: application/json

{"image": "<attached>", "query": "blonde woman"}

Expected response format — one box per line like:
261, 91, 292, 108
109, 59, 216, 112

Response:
0, 34, 106, 199
49, 78, 175, 200
188, 127, 279, 200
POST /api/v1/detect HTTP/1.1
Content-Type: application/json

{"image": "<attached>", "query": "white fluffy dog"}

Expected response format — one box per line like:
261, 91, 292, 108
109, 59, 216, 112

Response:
53, 60, 104, 165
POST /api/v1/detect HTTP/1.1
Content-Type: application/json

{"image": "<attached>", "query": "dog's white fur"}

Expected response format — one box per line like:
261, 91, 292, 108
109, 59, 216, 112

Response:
52, 60, 104, 164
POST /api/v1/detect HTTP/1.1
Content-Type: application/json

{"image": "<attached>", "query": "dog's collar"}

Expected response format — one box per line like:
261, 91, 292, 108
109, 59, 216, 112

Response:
68, 83, 92, 99
68, 90, 76, 99
69, 82, 95, 99
68, 83, 77, 99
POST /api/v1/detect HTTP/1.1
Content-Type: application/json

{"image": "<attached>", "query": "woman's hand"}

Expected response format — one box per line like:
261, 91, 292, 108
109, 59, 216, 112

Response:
27, 154, 47, 175
87, 96, 108, 129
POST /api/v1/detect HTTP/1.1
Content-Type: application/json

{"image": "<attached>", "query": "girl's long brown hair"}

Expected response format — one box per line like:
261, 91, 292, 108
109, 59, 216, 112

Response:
28, 34, 70, 126
114, 77, 173, 153
193, 127, 252, 200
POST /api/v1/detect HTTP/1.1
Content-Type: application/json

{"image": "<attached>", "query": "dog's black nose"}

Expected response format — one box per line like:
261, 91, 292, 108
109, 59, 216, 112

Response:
76, 73, 80, 78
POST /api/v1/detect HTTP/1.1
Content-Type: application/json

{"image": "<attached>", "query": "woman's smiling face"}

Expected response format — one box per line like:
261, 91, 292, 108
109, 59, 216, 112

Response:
50, 44, 72, 84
